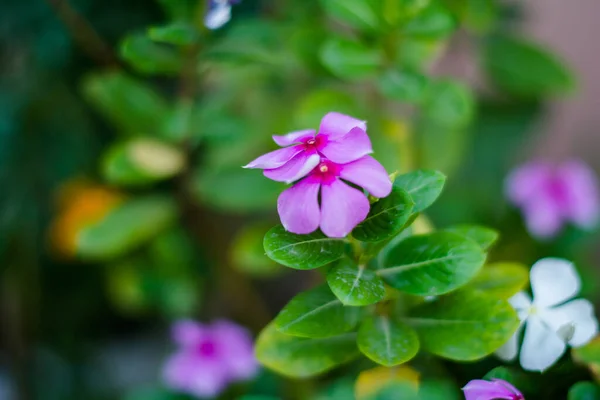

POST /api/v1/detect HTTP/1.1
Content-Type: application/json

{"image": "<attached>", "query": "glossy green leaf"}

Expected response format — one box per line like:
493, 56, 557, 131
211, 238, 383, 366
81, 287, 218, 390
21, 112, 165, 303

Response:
407, 290, 519, 360
82, 72, 170, 134
77, 195, 177, 260
467, 262, 529, 299
231, 223, 280, 277
422, 80, 475, 128
148, 23, 198, 46
352, 186, 414, 242
120, 33, 183, 75
572, 337, 600, 381
379, 232, 486, 296
320, 37, 382, 80
256, 323, 360, 378
275, 285, 361, 338
484, 34, 575, 97
377, 69, 429, 103
403, 5, 456, 38
264, 225, 346, 270
320, 0, 381, 32
393, 170, 445, 212
327, 259, 386, 306
357, 315, 419, 366
569, 382, 600, 400
444, 224, 499, 250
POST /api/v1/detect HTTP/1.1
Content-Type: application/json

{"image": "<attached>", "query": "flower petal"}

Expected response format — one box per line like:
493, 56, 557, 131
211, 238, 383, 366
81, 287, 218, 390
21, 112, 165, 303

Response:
277, 176, 321, 234
505, 162, 552, 206
204, 4, 232, 30
540, 299, 599, 347
495, 323, 523, 362
494, 379, 523, 398
531, 258, 580, 308
320, 179, 370, 238
211, 320, 259, 380
171, 319, 204, 348
319, 127, 373, 164
272, 129, 315, 147
519, 315, 566, 372
264, 153, 320, 183
339, 155, 392, 198
244, 146, 302, 170
462, 379, 518, 400
557, 160, 600, 229
318, 112, 367, 141
522, 194, 563, 239
163, 353, 229, 398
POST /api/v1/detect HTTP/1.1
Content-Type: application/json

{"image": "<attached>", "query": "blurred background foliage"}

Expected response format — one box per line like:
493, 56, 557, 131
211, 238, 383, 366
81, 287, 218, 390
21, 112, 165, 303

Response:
1, 0, 598, 399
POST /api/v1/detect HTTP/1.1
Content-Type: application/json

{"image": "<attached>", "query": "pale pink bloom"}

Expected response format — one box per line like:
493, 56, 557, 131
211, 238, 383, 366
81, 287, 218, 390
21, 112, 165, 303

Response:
244, 112, 372, 184
162, 319, 258, 398
462, 378, 524, 400
505, 160, 599, 238
278, 156, 391, 238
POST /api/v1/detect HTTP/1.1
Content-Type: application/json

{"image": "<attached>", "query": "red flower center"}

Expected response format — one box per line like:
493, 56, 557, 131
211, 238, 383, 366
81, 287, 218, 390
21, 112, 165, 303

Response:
196, 339, 218, 358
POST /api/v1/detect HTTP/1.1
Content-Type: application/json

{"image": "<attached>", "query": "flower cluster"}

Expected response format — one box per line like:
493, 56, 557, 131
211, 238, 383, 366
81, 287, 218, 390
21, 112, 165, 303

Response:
162, 319, 258, 398
463, 378, 524, 400
245, 112, 392, 237
496, 258, 598, 372
505, 160, 599, 239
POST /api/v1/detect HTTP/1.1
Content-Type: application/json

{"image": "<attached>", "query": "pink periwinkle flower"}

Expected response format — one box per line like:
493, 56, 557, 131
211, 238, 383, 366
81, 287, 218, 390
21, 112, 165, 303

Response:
278, 156, 392, 237
462, 378, 524, 400
162, 319, 259, 398
505, 160, 600, 239
244, 112, 373, 184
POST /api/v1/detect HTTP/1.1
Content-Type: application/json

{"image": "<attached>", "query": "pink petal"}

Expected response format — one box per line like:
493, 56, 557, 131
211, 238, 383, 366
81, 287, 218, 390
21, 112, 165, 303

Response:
493, 379, 524, 398
557, 160, 600, 228
319, 126, 373, 164
320, 178, 370, 238
272, 129, 315, 147
339, 155, 392, 198
317, 112, 367, 141
462, 379, 522, 400
264, 152, 321, 183
171, 319, 204, 348
505, 162, 552, 206
211, 320, 259, 381
163, 353, 229, 398
277, 176, 321, 234
522, 194, 563, 239
244, 145, 302, 169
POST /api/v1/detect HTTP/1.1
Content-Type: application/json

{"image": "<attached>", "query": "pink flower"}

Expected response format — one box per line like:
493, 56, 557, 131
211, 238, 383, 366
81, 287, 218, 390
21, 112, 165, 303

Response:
505, 160, 599, 239
278, 156, 392, 237
162, 319, 258, 398
462, 379, 524, 400
244, 112, 372, 184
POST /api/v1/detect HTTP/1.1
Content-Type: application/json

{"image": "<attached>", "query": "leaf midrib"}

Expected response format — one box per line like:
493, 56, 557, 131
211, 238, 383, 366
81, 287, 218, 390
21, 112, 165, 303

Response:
377, 254, 464, 276
269, 237, 344, 254
279, 299, 341, 330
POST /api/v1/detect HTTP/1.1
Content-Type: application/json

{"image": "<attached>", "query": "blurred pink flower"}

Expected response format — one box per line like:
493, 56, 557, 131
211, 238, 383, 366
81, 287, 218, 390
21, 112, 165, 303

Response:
505, 160, 599, 239
244, 112, 372, 184
162, 319, 258, 398
462, 378, 524, 400
278, 156, 392, 238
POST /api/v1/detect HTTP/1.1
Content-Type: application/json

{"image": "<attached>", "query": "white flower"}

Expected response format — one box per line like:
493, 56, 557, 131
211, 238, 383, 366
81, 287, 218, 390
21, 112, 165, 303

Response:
205, 0, 234, 30
496, 258, 598, 372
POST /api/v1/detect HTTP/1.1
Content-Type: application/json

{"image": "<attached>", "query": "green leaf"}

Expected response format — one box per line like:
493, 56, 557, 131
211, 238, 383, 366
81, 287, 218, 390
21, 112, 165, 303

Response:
156, 0, 196, 21
275, 285, 361, 338
294, 89, 360, 128
102, 139, 185, 187
403, 5, 456, 39
264, 225, 346, 270
256, 323, 360, 378
422, 80, 475, 128
231, 223, 281, 277
148, 23, 199, 46
352, 186, 414, 242
407, 290, 519, 360
320, 37, 382, 80
395, 37, 445, 70
484, 34, 575, 97
77, 195, 177, 260
467, 262, 529, 299
393, 170, 445, 212
444, 224, 499, 250
573, 337, 600, 381
357, 315, 419, 366
320, 0, 381, 32
377, 69, 429, 103
327, 259, 386, 306
569, 382, 600, 400
82, 72, 170, 134
379, 232, 486, 296
120, 33, 183, 75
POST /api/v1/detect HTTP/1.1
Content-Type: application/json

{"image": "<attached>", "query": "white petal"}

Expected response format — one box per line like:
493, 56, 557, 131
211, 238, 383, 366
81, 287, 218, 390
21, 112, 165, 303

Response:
204, 5, 231, 30
530, 258, 580, 308
519, 315, 566, 372
540, 299, 599, 347
495, 323, 523, 361
509, 291, 532, 313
